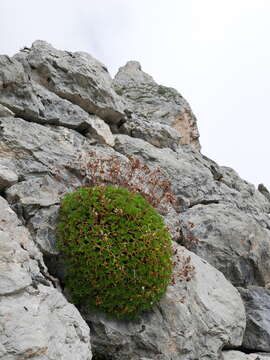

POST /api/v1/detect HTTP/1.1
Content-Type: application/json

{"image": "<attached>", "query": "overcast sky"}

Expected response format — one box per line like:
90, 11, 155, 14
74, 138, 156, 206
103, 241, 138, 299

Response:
1, 0, 269, 189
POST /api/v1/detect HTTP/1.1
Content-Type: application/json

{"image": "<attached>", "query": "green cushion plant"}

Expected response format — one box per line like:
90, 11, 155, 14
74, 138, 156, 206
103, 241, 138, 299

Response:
57, 185, 173, 319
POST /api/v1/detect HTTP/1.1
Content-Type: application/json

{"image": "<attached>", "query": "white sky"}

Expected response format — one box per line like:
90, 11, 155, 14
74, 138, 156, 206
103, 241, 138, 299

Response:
0, 0, 269, 189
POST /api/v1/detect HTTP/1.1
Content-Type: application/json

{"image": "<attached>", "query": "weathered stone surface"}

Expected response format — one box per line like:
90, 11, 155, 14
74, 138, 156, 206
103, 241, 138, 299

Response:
258, 183, 270, 202
238, 286, 270, 352
0, 116, 119, 219
0, 196, 41, 296
0, 116, 90, 177
6, 175, 67, 208
0, 165, 18, 190
119, 116, 181, 150
0, 196, 92, 359
0, 287, 91, 360
114, 135, 270, 287
0, 54, 83, 127
28, 205, 60, 255
0, 104, 14, 117
14, 40, 125, 124
85, 115, 115, 146
179, 203, 270, 287
223, 351, 270, 360
0, 55, 115, 145
113, 61, 200, 151
84, 244, 245, 360
0, 230, 32, 296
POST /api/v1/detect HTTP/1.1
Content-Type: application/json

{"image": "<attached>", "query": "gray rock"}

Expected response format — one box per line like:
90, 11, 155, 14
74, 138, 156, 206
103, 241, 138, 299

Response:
0, 117, 119, 219
0, 165, 18, 190
223, 351, 270, 360
238, 286, 270, 352
113, 60, 201, 151
15, 40, 125, 124
119, 116, 181, 150
179, 203, 270, 287
0, 103, 14, 117
0, 115, 95, 182
84, 244, 245, 360
0, 229, 32, 296
28, 205, 60, 255
6, 175, 67, 209
0, 55, 115, 146
114, 135, 270, 287
0, 196, 92, 359
0, 287, 92, 360
85, 115, 115, 146
258, 183, 270, 202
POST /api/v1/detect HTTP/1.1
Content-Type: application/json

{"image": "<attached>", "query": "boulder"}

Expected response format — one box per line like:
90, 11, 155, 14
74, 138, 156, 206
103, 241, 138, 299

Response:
179, 203, 270, 287
14, 40, 125, 124
85, 115, 115, 146
0, 196, 92, 359
238, 286, 270, 352
113, 60, 201, 151
0, 165, 18, 190
0, 116, 121, 220
84, 244, 245, 360
119, 116, 181, 150
0, 55, 115, 146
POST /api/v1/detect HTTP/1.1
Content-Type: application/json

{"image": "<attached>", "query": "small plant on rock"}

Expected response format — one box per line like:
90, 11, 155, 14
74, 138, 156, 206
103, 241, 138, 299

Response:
71, 152, 180, 216
57, 185, 173, 319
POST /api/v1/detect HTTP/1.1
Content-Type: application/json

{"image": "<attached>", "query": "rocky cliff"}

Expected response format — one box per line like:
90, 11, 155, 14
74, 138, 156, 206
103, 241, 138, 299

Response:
0, 41, 270, 360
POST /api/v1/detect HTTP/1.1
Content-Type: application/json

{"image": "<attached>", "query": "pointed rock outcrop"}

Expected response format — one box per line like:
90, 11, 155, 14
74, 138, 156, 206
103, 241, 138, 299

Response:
113, 60, 201, 151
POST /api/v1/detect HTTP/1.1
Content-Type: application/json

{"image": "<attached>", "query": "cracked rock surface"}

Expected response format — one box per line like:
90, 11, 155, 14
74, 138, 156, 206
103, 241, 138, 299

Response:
0, 41, 269, 359
0, 196, 92, 360
238, 286, 270, 352
113, 60, 201, 151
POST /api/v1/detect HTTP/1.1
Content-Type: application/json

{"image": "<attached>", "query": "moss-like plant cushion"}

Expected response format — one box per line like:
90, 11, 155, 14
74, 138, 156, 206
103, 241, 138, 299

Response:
57, 186, 173, 319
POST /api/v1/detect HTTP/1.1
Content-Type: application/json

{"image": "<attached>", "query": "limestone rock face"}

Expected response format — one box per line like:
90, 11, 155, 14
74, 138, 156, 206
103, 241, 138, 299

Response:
85, 244, 245, 360
114, 135, 270, 288
179, 203, 270, 287
0, 165, 18, 191
0, 47, 116, 147
14, 40, 125, 124
0, 41, 270, 359
113, 61, 201, 151
0, 196, 92, 360
119, 116, 182, 150
238, 287, 270, 352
